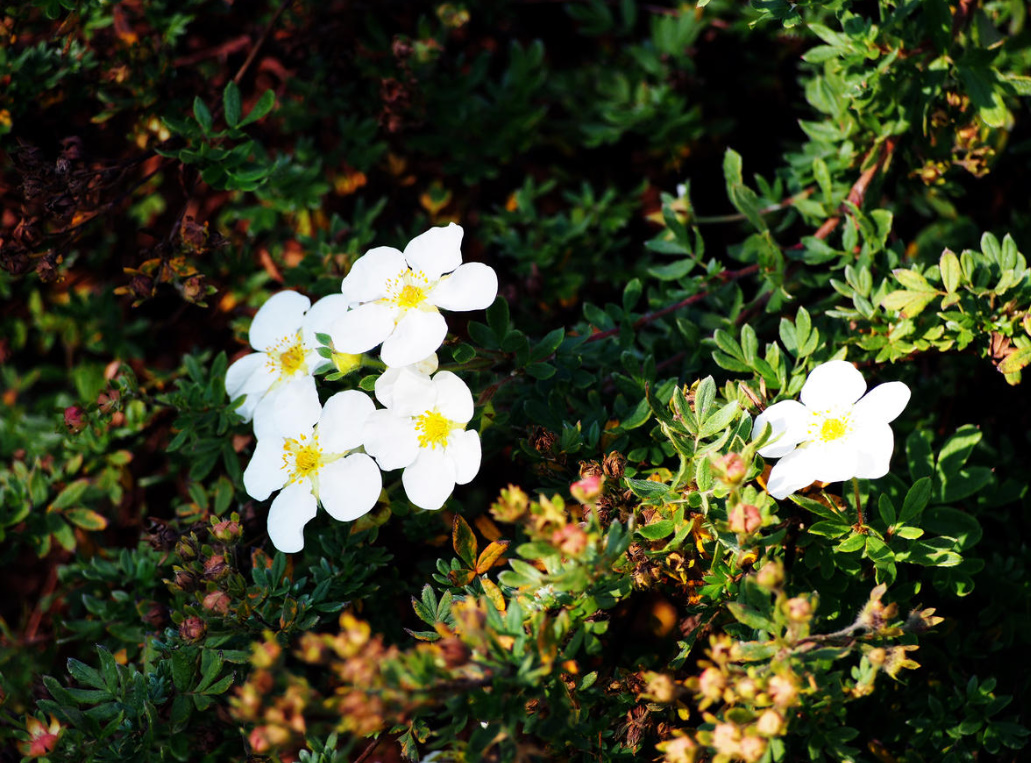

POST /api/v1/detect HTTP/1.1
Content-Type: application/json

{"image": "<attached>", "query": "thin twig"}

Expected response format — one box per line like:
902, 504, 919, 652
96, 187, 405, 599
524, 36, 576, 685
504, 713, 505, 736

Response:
233, 0, 293, 86
584, 264, 760, 344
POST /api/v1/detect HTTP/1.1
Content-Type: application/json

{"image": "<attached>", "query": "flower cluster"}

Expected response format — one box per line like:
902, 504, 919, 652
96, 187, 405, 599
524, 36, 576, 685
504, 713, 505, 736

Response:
226, 224, 497, 551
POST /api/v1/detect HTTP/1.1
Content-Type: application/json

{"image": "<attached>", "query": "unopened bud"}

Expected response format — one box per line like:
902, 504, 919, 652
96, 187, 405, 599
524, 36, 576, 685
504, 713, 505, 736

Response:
785, 597, 812, 623
728, 503, 762, 534
332, 351, 362, 375
179, 616, 207, 642
571, 474, 604, 503
755, 560, 784, 590
203, 554, 229, 580
202, 590, 231, 614
713, 453, 747, 484
756, 709, 784, 736
63, 406, 86, 434
210, 516, 242, 543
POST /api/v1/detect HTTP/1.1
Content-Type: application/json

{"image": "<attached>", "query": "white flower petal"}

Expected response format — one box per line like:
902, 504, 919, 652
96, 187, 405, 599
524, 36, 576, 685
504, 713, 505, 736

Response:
754, 400, 810, 459
380, 309, 448, 368
318, 453, 383, 522
446, 429, 481, 484
340, 247, 407, 304
765, 446, 823, 500
318, 390, 375, 453
244, 437, 289, 501
225, 352, 266, 399
249, 291, 310, 352
428, 263, 499, 311
330, 302, 398, 354
254, 376, 321, 439
302, 294, 351, 346
851, 421, 895, 479
363, 409, 420, 470
402, 223, 464, 282
402, 448, 457, 510
852, 381, 911, 424
432, 371, 474, 423
809, 438, 861, 484
267, 481, 318, 553
377, 365, 436, 414
800, 360, 867, 410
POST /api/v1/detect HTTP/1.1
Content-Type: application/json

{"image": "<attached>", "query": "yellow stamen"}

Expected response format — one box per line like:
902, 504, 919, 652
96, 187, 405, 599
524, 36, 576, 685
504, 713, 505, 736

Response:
396, 283, 426, 308
415, 410, 457, 449
819, 418, 848, 441
385, 270, 433, 311
268, 330, 307, 377
283, 433, 324, 483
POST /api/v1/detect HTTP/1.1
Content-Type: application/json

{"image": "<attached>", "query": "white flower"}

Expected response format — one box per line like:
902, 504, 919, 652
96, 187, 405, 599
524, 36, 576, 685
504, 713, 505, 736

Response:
363, 369, 481, 511
329, 223, 498, 368
225, 291, 348, 431
753, 360, 910, 500
243, 390, 382, 552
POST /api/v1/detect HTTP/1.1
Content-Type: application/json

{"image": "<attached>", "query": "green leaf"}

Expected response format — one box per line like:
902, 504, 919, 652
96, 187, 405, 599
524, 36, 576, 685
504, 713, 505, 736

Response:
638, 520, 675, 540
923, 507, 982, 551
998, 346, 1031, 375
193, 97, 213, 133
906, 431, 934, 481
958, 65, 1008, 128
877, 494, 896, 528
625, 477, 671, 500
224, 81, 242, 127
239, 89, 276, 127
790, 494, 845, 522
939, 249, 961, 294
531, 328, 564, 361
647, 259, 694, 281
937, 425, 981, 474
726, 602, 774, 634
67, 658, 107, 691
52, 479, 90, 510
900, 477, 932, 524
698, 401, 740, 439
622, 278, 643, 312
881, 289, 937, 318
452, 514, 477, 568
807, 520, 851, 538
694, 376, 716, 420
487, 296, 511, 339
65, 508, 108, 531
836, 533, 867, 553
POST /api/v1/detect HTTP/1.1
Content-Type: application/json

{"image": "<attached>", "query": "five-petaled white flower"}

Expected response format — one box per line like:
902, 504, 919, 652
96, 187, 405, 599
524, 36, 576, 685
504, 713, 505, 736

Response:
243, 390, 382, 553
363, 368, 481, 511
753, 360, 910, 500
329, 223, 498, 368
225, 290, 349, 432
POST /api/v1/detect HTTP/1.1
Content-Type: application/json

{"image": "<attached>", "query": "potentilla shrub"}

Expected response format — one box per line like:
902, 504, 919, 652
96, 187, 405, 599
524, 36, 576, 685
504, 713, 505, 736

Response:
4, 1, 1031, 763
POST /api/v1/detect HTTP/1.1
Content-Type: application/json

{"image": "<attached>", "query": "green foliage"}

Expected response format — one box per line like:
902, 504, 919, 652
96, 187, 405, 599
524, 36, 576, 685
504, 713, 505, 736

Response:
2, 1, 1031, 762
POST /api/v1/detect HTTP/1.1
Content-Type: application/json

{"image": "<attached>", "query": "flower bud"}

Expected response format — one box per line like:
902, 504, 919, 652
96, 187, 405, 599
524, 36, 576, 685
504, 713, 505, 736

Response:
202, 590, 231, 614
211, 517, 242, 544
755, 560, 784, 591
698, 667, 725, 701
756, 709, 784, 736
63, 406, 86, 434
728, 503, 762, 534
785, 596, 812, 623
332, 351, 363, 375
713, 453, 747, 484
571, 474, 604, 503
203, 554, 229, 580
179, 616, 207, 642
739, 735, 768, 762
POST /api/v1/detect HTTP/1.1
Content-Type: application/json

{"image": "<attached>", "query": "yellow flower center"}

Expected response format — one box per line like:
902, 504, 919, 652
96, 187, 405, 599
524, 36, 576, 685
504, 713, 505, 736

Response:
384, 270, 433, 311
415, 410, 458, 449
267, 331, 308, 378
283, 433, 324, 483
819, 418, 848, 441
396, 283, 427, 309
